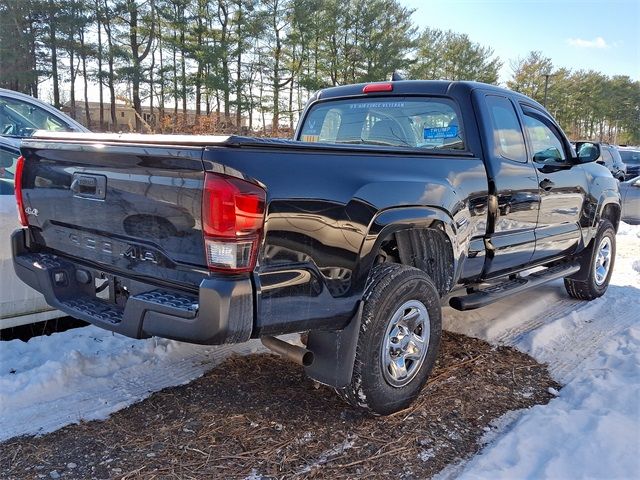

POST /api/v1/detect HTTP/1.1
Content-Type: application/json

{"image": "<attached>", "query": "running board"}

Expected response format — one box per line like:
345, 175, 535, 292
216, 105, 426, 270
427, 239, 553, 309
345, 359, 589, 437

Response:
449, 262, 581, 311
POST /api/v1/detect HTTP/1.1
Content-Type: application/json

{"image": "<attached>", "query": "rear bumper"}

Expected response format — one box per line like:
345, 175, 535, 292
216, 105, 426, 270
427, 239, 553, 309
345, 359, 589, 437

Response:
11, 229, 254, 345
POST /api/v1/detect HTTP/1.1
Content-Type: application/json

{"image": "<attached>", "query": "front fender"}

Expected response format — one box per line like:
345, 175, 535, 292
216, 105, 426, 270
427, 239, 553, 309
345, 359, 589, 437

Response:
595, 189, 622, 226
583, 189, 622, 247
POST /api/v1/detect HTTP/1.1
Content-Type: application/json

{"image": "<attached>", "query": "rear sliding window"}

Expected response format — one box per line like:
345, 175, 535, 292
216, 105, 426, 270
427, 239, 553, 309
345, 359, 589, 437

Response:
299, 97, 465, 150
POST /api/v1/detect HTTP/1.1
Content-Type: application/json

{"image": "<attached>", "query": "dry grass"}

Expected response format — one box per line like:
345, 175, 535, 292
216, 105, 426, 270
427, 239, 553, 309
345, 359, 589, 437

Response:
0, 331, 559, 479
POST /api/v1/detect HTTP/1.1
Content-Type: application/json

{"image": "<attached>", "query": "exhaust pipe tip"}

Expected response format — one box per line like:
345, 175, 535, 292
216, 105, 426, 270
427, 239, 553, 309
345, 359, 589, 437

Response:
261, 335, 314, 367
300, 350, 314, 367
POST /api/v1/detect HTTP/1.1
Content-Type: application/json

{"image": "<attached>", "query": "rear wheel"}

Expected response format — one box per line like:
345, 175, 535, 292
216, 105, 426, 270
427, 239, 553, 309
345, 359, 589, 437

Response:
564, 219, 616, 300
337, 263, 442, 415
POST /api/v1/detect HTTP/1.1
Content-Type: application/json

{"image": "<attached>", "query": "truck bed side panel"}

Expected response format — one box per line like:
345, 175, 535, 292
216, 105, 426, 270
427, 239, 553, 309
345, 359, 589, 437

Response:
202, 146, 488, 334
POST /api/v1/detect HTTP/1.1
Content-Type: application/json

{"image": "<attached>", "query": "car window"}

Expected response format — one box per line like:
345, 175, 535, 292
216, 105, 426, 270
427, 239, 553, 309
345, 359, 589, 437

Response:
619, 150, 640, 165
485, 95, 526, 163
0, 95, 71, 137
601, 147, 614, 165
522, 114, 566, 164
299, 96, 465, 150
610, 148, 624, 166
0, 147, 18, 195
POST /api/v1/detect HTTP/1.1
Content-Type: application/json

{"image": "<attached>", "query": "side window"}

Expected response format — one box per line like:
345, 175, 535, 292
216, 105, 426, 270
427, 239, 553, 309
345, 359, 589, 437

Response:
523, 113, 566, 164
0, 95, 70, 135
601, 147, 613, 166
485, 95, 527, 162
0, 147, 19, 195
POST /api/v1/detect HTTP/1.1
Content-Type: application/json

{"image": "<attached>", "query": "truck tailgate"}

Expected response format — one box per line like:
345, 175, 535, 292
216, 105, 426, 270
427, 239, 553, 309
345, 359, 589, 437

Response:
19, 139, 207, 288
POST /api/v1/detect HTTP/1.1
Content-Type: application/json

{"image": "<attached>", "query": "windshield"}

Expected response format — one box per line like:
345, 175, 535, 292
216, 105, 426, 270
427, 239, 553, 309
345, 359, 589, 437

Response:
0, 95, 72, 137
299, 96, 465, 150
619, 150, 640, 165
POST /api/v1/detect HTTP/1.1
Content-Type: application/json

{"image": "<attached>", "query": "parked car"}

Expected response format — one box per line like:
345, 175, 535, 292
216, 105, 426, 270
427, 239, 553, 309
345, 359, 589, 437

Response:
619, 176, 640, 224
0, 88, 86, 137
1, 89, 88, 330
575, 142, 626, 181
13, 80, 620, 414
618, 147, 640, 180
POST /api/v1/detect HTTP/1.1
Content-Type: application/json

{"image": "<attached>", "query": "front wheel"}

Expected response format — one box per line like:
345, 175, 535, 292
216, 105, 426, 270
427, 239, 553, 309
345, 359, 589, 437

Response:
336, 263, 442, 415
564, 219, 616, 300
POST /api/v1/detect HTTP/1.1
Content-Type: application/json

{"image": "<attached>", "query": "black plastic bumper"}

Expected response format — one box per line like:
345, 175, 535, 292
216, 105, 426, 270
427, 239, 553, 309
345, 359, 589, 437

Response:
11, 229, 253, 345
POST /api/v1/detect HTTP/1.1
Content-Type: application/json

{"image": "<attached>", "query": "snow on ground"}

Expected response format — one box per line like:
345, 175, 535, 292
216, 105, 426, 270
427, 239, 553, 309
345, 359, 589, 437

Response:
440, 222, 640, 479
0, 223, 638, 480
0, 328, 294, 441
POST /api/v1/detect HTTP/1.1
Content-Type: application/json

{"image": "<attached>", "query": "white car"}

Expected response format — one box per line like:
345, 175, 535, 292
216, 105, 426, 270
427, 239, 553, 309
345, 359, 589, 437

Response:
1, 89, 88, 329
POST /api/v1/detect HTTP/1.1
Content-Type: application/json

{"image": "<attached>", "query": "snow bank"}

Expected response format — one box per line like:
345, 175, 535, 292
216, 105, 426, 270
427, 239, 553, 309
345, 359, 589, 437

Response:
0, 326, 280, 441
443, 222, 640, 479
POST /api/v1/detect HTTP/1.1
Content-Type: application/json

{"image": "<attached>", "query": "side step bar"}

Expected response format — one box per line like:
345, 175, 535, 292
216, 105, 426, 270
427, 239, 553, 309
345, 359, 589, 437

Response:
449, 262, 580, 311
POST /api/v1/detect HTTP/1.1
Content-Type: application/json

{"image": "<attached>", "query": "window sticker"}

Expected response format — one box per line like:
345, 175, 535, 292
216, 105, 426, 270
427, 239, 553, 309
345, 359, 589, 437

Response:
304, 118, 321, 135
349, 102, 405, 109
301, 134, 320, 143
424, 125, 459, 140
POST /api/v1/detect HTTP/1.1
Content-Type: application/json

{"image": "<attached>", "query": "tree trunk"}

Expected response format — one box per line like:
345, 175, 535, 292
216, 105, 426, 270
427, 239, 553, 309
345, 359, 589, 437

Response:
235, 1, 243, 131
69, 50, 76, 119
96, 0, 104, 129
80, 31, 91, 127
128, 1, 142, 131
158, 17, 165, 126
103, 0, 116, 128
172, 19, 178, 124
149, 40, 155, 131
218, 2, 230, 122
288, 76, 293, 130
127, 0, 154, 132
272, 12, 281, 134
195, 1, 204, 118
49, 0, 60, 108
27, 11, 38, 97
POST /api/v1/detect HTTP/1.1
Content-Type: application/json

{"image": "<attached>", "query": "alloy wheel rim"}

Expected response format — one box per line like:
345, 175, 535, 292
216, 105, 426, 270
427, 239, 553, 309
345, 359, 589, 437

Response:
381, 300, 430, 388
594, 236, 612, 286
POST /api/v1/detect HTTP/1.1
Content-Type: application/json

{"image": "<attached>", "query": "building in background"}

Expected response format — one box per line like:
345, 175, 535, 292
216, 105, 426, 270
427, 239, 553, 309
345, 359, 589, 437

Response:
62, 101, 248, 132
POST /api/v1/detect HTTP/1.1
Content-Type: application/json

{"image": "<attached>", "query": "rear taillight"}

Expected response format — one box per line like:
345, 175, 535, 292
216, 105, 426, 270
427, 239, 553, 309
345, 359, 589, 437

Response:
202, 173, 266, 273
15, 155, 28, 227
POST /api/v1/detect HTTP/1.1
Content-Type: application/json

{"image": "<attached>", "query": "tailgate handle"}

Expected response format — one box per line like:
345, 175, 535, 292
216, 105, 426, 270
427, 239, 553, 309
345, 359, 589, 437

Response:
71, 173, 107, 200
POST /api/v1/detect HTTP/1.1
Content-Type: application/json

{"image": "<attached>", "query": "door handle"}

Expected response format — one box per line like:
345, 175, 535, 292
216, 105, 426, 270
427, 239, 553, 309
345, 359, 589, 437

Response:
539, 179, 555, 191
71, 173, 106, 199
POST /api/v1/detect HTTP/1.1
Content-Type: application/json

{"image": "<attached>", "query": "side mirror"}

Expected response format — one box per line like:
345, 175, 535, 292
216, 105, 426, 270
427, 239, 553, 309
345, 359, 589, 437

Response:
633, 179, 640, 188
575, 141, 600, 163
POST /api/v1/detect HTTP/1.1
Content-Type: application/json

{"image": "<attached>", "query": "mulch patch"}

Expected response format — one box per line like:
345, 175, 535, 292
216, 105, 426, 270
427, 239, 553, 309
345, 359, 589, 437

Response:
0, 331, 560, 479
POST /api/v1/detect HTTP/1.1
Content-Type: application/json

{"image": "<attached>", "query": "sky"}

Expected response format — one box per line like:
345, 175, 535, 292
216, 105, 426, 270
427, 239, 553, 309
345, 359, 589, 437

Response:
401, 0, 640, 83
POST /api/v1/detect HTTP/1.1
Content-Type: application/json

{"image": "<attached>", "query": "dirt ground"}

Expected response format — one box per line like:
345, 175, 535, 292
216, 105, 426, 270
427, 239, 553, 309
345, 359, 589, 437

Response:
0, 331, 560, 480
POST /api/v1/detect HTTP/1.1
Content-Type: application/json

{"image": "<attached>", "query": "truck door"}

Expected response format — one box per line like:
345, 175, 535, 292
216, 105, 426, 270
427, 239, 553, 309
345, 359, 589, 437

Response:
475, 93, 540, 277
519, 105, 586, 262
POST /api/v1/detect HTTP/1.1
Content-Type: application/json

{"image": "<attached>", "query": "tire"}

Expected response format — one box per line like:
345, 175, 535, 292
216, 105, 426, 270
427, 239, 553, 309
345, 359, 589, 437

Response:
336, 263, 442, 415
564, 219, 616, 300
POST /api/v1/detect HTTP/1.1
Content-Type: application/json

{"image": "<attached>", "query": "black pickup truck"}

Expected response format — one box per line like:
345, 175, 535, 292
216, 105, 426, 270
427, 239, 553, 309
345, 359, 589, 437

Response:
13, 80, 620, 415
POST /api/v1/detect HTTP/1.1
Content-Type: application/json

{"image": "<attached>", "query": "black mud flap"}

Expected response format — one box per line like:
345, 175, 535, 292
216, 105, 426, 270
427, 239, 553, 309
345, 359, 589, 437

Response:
304, 301, 362, 388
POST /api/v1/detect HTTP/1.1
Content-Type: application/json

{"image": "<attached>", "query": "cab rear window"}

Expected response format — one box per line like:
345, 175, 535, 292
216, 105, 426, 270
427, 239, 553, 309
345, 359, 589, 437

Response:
299, 97, 464, 150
